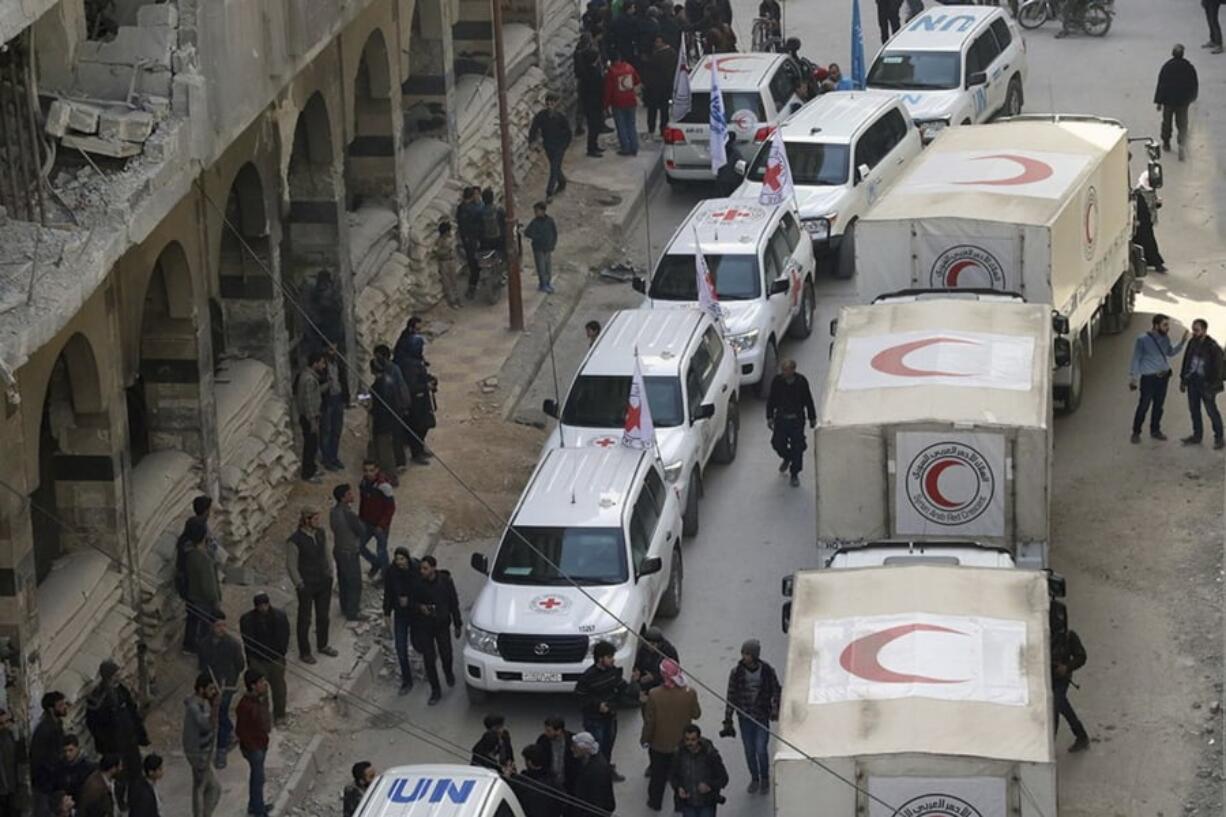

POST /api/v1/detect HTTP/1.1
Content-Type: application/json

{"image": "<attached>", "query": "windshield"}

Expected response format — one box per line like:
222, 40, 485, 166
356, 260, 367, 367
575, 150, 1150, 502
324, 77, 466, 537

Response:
868, 51, 961, 90
650, 253, 761, 301
679, 92, 768, 127
561, 375, 685, 428
748, 141, 849, 186
493, 526, 628, 585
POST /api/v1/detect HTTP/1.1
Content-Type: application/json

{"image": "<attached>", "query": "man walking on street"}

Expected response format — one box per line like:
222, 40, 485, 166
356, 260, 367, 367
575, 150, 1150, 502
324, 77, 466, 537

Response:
183, 674, 221, 817
641, 659, 700, 811
1153, 44, 1198, 160
1180, 318, 1225, 448
359, 459, 396, 578
196, 615, 245, 769
31, 691, 69, 817
287, 509, 338, 665
641, 35, 677, 140
1130, 313, 1188, 443
295, 352, 327, 483
384, 548, 418, 695
529, 93, 573, 199
236, 670, 272, 817
575, 640, 629, 779
604, 50, 641, 156
1203, 0, 1223, 53
412, 555, 463, 705
875, 0, 902, 42
239, 594, 290, 724
330, 484, 367, 620
766, 359, 816, 487
571, 733, 616, 817
524, 202, 559, 294
1051, 603, 1090, 752
671, 725, 729, 817
721, 639, 780, 794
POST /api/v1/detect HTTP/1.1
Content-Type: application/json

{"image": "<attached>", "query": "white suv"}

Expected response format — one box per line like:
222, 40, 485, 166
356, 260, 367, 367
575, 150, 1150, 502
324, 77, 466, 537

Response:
734, 91, 922, 279
464, 447, 683, 698
635, 198, 816, 391
542, 308, 739, 536
867, 6, 1026, 143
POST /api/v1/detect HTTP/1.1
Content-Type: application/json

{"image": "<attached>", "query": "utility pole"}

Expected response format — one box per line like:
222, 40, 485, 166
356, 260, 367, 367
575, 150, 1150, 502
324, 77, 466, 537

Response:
491, 0, 524, 331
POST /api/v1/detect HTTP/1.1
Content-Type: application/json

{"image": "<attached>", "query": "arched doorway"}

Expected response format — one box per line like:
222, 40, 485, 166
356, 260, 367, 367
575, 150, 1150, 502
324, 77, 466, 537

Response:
404, 3, 455, 206
217, 162, 276, 365
346, 31, 397, 210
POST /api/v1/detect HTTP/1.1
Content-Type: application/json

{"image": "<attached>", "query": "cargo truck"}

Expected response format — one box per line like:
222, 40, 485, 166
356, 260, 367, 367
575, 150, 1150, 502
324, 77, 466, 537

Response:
774, 565, 1057, 817
853, 115, 1163, 412
817, 296, 1052, 569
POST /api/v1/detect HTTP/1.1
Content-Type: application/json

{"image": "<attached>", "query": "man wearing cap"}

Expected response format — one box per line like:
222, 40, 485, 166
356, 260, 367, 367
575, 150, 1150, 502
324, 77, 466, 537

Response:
239, 595, 291, 723
720, 639, 780, 794
571, 732, 615, 816
84, 659, 148, 808
641, 659, 700, 811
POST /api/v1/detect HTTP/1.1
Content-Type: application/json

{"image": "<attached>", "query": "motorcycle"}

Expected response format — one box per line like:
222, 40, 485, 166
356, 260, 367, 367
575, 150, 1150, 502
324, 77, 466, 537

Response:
476, 248, 506, 306
1017, 0, 1112, 35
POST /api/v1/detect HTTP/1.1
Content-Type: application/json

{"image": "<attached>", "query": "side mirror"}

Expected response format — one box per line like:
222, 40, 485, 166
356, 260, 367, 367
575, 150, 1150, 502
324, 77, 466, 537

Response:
855, 162, 871, 184
1148, 161, 1163, 190
542, 399, 559, 419
1046, 570, 1067, 599
638, 556, 663, 578
966, 71, 987, 88
781, 600, 793, 633
781, 574, 794, 598
790, 101, 802, 113
471, 552, 489, 574
1053, 337, 1071, 369
692, 402, 716, 421
768, 277, 790, 296
829, 318, 838, 337
632, 276, 647, 294
735, 159, 748, 177
1052, 313, 1070, 336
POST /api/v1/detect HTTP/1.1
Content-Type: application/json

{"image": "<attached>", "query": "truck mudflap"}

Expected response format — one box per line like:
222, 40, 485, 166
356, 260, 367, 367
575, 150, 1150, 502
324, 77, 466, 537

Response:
1130, 242, 1148, 280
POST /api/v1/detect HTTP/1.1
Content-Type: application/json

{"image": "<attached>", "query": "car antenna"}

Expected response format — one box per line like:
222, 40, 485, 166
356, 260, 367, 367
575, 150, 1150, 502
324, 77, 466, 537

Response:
547, 320, 564, 448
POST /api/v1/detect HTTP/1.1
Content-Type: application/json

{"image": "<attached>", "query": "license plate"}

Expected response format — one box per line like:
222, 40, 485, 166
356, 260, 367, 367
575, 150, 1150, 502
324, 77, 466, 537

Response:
523, 671, 562, 682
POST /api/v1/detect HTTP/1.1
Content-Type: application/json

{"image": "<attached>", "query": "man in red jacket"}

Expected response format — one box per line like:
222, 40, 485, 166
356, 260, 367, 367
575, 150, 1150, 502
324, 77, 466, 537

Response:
358, 459, 396, 579
235, 670, 271, 817
603, 50, 641, 156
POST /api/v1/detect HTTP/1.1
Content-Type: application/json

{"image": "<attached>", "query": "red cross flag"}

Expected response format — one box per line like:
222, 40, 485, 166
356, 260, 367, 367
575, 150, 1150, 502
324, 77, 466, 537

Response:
694, 228, 724, 331
622, 355, 656, 450
759, 127, 794, 207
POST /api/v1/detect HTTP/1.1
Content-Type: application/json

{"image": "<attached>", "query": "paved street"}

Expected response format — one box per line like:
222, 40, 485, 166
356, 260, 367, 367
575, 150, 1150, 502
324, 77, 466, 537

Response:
293, 3, 1225, 816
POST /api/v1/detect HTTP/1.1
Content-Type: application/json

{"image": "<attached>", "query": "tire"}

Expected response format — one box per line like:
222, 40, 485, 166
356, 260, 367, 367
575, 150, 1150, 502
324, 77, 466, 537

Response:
1101, 273, 1134, 335
1017, 0, 1049, 29
1082, 3, 1111, 36
1002, 76, 1023, 119
752, 338, 778, 397
681, 471, 700, 537
833, 221, 856, 280
465, 684, 490, 704
711, 399, 739, 464
1057, 341, 1085, 415
657, 549, 683, 619
787, 279, 816, 339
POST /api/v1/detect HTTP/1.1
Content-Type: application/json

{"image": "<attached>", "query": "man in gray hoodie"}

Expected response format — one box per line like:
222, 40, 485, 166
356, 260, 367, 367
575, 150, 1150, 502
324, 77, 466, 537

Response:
182, 674, 221, 817
329, 484, 367, 621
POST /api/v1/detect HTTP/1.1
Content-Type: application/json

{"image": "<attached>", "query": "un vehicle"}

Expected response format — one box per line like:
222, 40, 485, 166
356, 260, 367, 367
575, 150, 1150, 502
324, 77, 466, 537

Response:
353, 765, 526, 817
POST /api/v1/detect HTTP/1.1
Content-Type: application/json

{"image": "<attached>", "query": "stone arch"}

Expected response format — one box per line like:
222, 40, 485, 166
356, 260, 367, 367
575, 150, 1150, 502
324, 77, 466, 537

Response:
30, 333, 117, 584
346, 29, 398, 209
217, 162, 276, 364
404, 1, 456, 204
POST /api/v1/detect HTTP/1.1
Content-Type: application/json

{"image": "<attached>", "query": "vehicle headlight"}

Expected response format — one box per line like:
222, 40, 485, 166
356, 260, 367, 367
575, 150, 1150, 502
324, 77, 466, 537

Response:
466, 624, 499, 655
588, 627, 631, 655
663, 460, 685, 483
801, 215, 836, 241
918, 119, 950, 142
727, 329, 760, 354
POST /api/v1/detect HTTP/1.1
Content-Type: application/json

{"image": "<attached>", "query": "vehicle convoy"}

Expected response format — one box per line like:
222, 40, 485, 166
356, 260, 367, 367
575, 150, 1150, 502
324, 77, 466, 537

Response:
733, 91, 922, 279
817, 297, 1053, 569
635, 198, 816, 392
353, 765, 525, 817
542, 308, 740, 536
464, 446, 683, 700
866, 5, 1027, 143
774, 565, 1056, 817
853, 115, 1159, 412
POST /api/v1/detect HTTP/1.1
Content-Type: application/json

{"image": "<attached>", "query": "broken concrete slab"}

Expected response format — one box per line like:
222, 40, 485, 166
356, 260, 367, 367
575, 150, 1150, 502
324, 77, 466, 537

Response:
136, 2, 179, 27
98, 109, 155, 142
67, 102, 101, 134
45, 100, 72, 137
61, 133, 142, 158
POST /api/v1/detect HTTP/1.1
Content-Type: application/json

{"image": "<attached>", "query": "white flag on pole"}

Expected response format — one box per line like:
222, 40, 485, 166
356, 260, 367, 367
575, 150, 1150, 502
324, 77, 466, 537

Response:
694, 230, 724, 330
758, 126, 795, 207
622, 355, 656, 450
709, 60, 728, 173
671, 34, 692, 123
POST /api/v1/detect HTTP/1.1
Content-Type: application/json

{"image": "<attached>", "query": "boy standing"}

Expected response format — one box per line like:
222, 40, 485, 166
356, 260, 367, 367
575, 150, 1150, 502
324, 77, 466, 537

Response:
523, 202, 559, 294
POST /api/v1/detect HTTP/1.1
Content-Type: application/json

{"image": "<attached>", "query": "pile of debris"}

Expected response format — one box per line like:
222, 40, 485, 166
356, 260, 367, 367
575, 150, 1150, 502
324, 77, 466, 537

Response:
45, 98, 160, 159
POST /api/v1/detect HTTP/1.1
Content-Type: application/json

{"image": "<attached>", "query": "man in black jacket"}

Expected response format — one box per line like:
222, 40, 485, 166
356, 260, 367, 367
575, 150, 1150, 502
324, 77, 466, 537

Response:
286, 509, 337, 665
570, 732, 615, 817
766, 359, 816, 487
534, 716, 581, 793
31, 692, 69, 816
471, 714, 516, 774
721, 639, 780, 794
574, 641, 629, 779
1051, 602, 1090, 752
530, 93, 574, 199
84, 659, 148, 806
633, 627, 679, 699
1153, 44, 1199, 160
239, 594, 291, 723
576, 45, 607, 157
1180, 318, 1225, 448
412, 555, 463, 705
55, 734, 95, 804
127, 754, 164, 817
383, 548, 418, 695
671, 725, 729, 817
456, 187, 486, 297
512, 745, 563, 817
196, 615, 246, 769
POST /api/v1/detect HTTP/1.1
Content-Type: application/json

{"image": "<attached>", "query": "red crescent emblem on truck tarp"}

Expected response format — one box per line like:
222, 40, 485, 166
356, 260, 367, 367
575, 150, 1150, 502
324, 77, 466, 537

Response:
954, 154, 1054, 186
839, 623, 970, 684
869, 337, 977, 377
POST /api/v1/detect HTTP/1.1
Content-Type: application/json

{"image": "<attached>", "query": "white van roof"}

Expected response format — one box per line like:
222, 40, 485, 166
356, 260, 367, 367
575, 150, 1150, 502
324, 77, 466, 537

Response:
783, 91, 902, 143
583, 309, 708, 378
356, 766, 512, 817
514, 447, 650, 528
668, 197, 779, 256
690, 53, 785, 90
886, 5, 999, 51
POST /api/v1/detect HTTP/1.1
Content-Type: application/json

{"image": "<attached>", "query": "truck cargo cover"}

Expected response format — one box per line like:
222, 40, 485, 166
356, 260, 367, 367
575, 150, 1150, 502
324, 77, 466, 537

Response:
862, 119, 1123, 227
821, 300, 1051, 429
779, 566, 1052, 763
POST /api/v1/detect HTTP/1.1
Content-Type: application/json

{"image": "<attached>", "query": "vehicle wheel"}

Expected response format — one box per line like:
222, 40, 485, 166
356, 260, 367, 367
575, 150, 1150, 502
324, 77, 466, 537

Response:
787, 279, 816, 339
1082, 3, 1112, 36
681, 471, 700, 537
665, 174, 684, 190
1057, 341, 1085, 415
712, 399, 739, 464
465, 683, 489, 705
834, 221, 856, 280
1101, 272, 1134, 334
752, 338, 779, 397
1002, 76, 1023, 118
1017, 0, 1048, 29
657, 549, 683, 618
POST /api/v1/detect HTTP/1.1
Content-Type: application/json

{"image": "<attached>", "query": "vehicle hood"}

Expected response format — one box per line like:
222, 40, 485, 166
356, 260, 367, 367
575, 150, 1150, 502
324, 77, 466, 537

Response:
471, 578, 635, 635
889, 89, 962, 121
645, 297, 761, 338
732, 181, 847, 220
545, 424, 686, 464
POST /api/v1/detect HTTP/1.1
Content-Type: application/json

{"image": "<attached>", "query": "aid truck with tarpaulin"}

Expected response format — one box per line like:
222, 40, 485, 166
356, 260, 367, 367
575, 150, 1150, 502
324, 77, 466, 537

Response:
774, 565, 1056, 817
853, 115, 1152, 413
816, 297, 1051, 569
352, 765, 526, 817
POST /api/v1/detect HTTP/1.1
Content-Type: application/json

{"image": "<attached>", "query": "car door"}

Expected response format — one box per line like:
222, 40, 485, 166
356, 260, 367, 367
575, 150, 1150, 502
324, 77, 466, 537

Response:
768, 60, 802, 121
966, 30, 1002, 121
778, 209, 814, 287
873, 107, 913, 190
697, 326, 731, 462
766, 225, 798, 329
685, 343, 718, 463
988, 17, 1020, 106
630, 472, 670, 619
852, 118, 888, 207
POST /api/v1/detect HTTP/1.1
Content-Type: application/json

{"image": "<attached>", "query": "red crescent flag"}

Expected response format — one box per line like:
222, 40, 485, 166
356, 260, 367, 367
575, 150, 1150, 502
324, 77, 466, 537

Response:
758, 127, 794, 207
622, 356, 656, 450
694, 230, 723, 331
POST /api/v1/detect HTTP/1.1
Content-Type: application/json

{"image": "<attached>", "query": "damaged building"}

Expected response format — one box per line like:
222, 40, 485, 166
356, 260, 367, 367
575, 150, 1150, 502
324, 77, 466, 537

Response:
0, 0, 577, 736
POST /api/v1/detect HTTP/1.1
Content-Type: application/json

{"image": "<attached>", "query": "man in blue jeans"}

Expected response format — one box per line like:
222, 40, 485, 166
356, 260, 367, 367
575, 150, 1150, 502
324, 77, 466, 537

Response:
1129, 313, 1188, 443
721, 639, 780, 794
236, 670, 271, 816
1179, 318, 1225, 449
603, 50, 641, 156
575, 640, 629, 781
